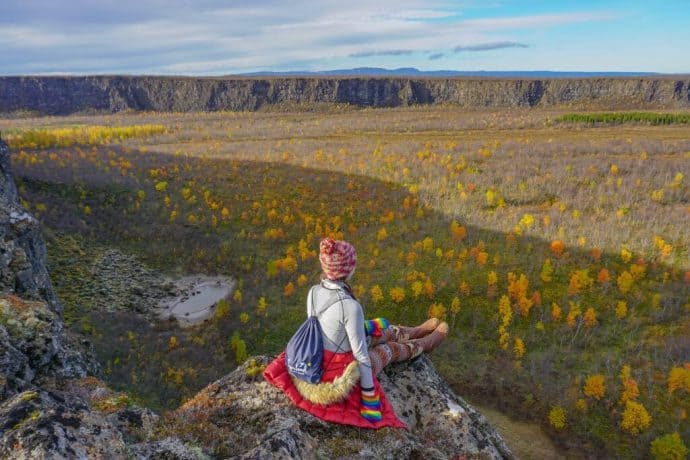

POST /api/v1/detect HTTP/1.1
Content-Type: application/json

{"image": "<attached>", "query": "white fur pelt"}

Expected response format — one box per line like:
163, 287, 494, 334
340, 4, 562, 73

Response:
291, 361, 360, 406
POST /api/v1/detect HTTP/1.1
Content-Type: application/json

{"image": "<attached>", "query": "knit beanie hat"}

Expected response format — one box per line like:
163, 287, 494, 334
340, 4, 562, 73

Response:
319, 237, 357, 280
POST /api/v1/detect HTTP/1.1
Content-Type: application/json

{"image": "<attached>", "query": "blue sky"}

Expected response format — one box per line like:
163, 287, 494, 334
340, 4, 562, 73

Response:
1, 0, 688, 75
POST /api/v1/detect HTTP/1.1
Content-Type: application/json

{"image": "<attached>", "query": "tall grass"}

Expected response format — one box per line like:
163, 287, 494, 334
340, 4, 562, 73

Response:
5, 124, 167, 149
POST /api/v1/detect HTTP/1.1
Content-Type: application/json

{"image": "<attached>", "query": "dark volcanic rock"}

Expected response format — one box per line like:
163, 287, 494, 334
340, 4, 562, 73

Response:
0, 139, 61, 313
0, 76, 689, 115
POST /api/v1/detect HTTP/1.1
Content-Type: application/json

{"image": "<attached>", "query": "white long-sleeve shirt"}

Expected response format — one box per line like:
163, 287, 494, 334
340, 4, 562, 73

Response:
307, 279, 374, 389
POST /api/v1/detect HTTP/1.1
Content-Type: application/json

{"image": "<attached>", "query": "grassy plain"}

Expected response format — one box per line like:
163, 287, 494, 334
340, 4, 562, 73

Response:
2, 106, 689, 458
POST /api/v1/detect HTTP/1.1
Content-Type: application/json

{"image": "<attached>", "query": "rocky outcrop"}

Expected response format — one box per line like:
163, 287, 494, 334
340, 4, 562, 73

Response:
0, 141, 18, 203
0, 76, 688, 115
157, 356, 513, 459
0, 296, 97, 401
0, 139, 98, 403
0, 139, 61, 313
1, 356, 512, 459
81, 249, 175, 314
0, 388, 130, 458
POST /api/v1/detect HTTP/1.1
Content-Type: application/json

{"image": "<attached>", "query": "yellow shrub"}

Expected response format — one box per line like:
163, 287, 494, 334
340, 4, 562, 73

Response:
615, 301, 628, 319
513, 337, 525, 358
214, 299, 230, 320
617, 271, 634, 294
450, 220, 467, 241
389, 287, 406, 303
548, 405, 566, 430
551, 303, 562, 322
428, 302, 446, 320
584, 374, 606, 400
667, 366, 690, 394
370, 285, 384, 303
620, 400, 651, 435
619, 365, 639, 404
450, 297, 461, 314
575, 398, 587, 412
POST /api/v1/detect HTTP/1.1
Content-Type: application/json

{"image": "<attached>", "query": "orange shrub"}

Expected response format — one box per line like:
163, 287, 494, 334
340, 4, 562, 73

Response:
550, 240, 565, 257
597, 268, 610, 283
590, 247, 603, 262
583, 308, 598, 328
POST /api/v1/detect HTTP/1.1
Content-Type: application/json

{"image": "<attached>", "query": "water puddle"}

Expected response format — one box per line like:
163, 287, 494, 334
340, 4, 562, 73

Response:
156, 275, 235, 327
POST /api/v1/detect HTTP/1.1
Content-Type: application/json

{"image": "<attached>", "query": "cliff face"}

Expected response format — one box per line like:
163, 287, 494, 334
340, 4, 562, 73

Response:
1, 76, 688, 115
0, 140, 61, 313
0, 138, 98, 402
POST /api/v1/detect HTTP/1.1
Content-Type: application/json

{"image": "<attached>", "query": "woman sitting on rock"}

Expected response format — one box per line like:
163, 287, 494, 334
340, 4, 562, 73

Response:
264, 237, 448, 429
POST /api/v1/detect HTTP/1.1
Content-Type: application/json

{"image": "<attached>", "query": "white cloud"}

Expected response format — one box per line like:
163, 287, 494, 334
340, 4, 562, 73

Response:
0, 1, 618, 74
454, 41, 529, 52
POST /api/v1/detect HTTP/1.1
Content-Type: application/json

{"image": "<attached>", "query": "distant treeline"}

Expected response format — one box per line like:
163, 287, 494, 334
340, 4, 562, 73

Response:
556, 112, 690, 125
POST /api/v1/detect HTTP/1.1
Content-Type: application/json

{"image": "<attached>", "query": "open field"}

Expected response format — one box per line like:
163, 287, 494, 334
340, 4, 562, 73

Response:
2, 106, 689, 458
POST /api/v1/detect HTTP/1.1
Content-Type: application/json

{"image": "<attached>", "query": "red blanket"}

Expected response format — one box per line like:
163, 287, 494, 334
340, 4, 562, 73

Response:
263, 349, 406, 429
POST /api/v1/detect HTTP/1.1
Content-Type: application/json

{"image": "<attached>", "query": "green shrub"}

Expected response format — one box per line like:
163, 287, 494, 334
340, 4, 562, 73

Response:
650, 433, 688, 460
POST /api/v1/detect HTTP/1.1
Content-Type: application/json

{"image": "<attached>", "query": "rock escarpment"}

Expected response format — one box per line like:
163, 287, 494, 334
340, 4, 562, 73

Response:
0, 138, 511, 458
0, 140, 60, 312
0, 76, 689, 115
0, 139, 97, 403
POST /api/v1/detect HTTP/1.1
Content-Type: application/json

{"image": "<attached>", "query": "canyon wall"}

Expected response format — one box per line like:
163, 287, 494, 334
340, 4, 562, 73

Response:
1, 76, 688, 115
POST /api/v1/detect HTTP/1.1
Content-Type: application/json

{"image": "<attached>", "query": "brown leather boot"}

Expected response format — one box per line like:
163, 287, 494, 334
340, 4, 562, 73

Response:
407, 321, 449, 354
392, 317, 440, 341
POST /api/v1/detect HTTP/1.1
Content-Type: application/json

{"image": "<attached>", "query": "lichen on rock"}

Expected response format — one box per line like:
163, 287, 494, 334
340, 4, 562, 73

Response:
153, 355, 513, 459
